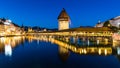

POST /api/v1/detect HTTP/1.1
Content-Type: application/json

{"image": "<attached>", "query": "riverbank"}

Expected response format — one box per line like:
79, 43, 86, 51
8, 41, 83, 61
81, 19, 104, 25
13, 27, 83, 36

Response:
0, 34, 25, 37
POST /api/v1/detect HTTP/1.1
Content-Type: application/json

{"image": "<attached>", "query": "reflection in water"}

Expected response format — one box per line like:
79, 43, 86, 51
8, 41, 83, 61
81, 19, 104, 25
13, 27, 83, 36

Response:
97, 40, 99, 45
113, 39, 120, 47
87, 39, 90, 46
26, 36, 120, 62
58, 46, 70, 61
26, 36, 115, 56
0, 35, 119, 68
5, 44, 12, 56
117, 47, 120, 55
37, 39, 39, 45
0, 36, 120, 62
0, 36, 25, 56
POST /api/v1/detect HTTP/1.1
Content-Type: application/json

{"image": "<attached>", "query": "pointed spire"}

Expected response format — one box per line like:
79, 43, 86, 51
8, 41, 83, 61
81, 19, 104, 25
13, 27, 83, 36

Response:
58, 8, 70, 21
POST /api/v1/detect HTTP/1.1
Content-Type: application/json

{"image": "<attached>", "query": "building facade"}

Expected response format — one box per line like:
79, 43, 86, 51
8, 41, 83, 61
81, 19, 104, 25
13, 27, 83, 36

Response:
0, 18, 23, 36
96, 16, 120, 28
58, 8, 70, 30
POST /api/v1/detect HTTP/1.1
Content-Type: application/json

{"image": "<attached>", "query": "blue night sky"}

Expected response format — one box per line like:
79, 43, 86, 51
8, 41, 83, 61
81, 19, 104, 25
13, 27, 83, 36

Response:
1, 0, 120, 28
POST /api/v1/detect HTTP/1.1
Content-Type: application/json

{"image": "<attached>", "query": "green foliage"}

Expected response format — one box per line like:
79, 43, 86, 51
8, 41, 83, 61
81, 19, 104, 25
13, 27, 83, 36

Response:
103, 21, 111, 27
110, 26, 119, 32
118, 30, 120, 34
103, 20, 120, 32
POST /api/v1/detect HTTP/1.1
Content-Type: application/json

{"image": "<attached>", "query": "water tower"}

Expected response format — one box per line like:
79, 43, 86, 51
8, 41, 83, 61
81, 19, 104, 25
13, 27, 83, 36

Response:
57, 8, 70, 30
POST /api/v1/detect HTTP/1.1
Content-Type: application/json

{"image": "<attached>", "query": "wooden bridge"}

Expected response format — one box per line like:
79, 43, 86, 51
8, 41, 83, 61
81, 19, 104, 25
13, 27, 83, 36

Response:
26, 27, 113, 37
26, 27, 113, 45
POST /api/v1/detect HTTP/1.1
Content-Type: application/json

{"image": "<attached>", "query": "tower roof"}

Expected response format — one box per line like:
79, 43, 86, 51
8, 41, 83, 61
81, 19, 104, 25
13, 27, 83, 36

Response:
58, 8, 70, 21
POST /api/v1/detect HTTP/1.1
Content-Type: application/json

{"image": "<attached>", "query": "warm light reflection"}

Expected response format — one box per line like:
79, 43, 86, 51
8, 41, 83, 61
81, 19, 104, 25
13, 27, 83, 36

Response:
58, 46, 70, 61
98, 49, 101, 55
97, 40, 99, 45
0, 36, 25, 56
113, 39, 120, 47
5, 44, 12, 56
117, 47, 120, 55
87, 40, 90, 46
26, 36, 113, 55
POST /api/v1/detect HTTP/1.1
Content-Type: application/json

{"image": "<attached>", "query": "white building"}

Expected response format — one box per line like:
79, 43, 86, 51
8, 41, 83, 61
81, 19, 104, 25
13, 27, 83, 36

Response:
0, 18, 23, 36
96, 16, 120, 28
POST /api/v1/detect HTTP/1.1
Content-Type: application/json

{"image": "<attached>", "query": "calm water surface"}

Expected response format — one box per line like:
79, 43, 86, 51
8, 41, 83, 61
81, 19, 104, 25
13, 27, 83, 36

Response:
0, 36, 120, 68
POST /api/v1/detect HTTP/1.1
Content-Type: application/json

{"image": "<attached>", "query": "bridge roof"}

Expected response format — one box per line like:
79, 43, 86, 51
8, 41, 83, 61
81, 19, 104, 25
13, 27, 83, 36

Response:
32, 27, 113, 33
57, 27, 112, 32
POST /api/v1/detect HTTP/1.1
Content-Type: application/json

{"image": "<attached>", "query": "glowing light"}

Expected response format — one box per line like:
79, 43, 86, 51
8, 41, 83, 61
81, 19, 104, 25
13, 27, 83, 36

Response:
26, 36, 112, 55
98, 49, 101, 55
105, 49, 107, 55
87, 40, 90, 46
4, 22, 10, 25
117, 47, 120, 55
5, 44, 12, 57
97, 40, 99, 45
84, 49, 87, 54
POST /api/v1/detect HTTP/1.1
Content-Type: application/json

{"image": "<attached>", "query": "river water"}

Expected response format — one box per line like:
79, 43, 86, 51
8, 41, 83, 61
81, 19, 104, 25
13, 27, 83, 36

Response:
0, 36, 120, 68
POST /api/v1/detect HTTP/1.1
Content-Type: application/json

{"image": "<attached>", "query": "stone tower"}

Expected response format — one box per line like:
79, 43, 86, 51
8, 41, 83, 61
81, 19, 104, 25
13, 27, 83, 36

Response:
58, 8, 70, 30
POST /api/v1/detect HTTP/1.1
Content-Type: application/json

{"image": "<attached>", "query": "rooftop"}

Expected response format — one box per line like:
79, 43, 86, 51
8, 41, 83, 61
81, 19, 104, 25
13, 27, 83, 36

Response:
57, 8, 70, 21
58, 27, 112, 32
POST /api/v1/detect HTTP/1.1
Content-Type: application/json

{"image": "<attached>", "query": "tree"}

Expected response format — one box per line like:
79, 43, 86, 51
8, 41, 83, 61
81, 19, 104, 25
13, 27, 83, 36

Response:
103, 21, 111, 27
103, 21, 119, 32
110, 26, 118, 32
